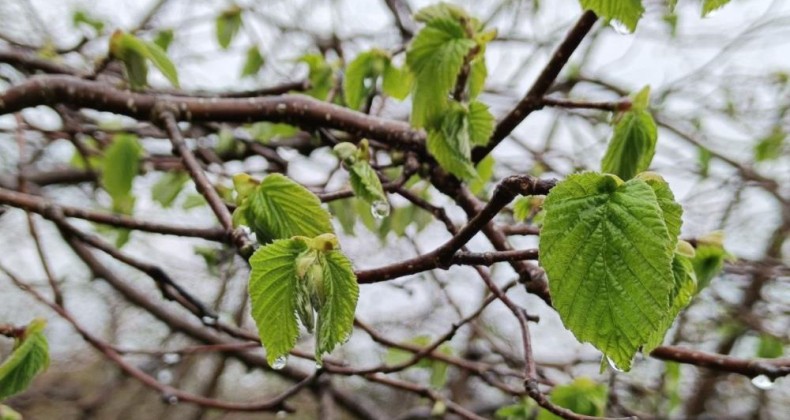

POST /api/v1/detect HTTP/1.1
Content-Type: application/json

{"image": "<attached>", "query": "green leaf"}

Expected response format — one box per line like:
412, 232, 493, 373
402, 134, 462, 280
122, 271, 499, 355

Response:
152, 171, 190, 208
635, 172, 683, 242
468, 100, 494, 146
644, 253, 697, 350
579, 0, 645, 33
691, 235, 728, 291
382, 62, 413, 100
0, 319, 50, 399
537, 378, 608, 420
468, 55, 487, 99
427, 119, 476, 181
250, 122, 299, 143
756, 334, 784, 359
601, 88, 657, 180
540, 172, 675, 371
300, 54, 334, 100
702, 0, 732, 16
344, 51, 388, 110
240, 173, 334, 243
469, 155, 495, 195
496, 399, 536, 419
753, 127, 785, 162
328, 198, 357, 235
72, 10, 104, 33
216, 6, 242, 49
314, 247, 359, 363
407, 19, 476, 127
140, 40, 180, 87
241, 46, 265, 78
414, 3, 470, 23
348, 162, 387, 206
153, 29, 174, 51
101, 134, 141, 201
249, 239, 305, 366
182, 193, 207, 210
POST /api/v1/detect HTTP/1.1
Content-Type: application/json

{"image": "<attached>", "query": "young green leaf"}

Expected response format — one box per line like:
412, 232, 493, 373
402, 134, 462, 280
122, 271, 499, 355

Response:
468, 55, 488, 99
579, 0, 645, 33
601, 87, 657, 180
427, 117, 477, 180
101, 133, 141, 201
691, 238, 728, 290
382, 62, 413, 100
540, 172, 675, 371
0, 319, 50, 399
72, 10, 104, 33
537, 377, 608, 420
406, 18, 476, 127
249, 239, 305, 366
109, 31, 179, 88
348, 162, 387, 206
635, 172, 683, 242
469, 154, 495, 195
702, 0, 732, 16
468, 100, 494, 146
142, 40, 179, 87
241, 46, 265, 78
344, 50, 388, 110
216, 6, 243, 49
153, 29, 174, 51
300, 54, 334, 100
314, 247, 359, 363
756, 334, 784, 359
753, 127, 786, 162
239, 173, 334, 243
644, 253, 697, 350
152, 171, 190, 208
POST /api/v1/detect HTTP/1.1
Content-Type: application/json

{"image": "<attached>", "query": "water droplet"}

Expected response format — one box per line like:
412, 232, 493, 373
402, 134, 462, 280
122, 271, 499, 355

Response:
315, 360, 323, 369
610, 20, 631, 35
370, 200, 390, 219
276, 103, 287, 113
157, 369, 174, 384
606, 356, 624, 372
271, 356, 287, 370
751, 375, 774, 390
162, 353, 181, 365
276, 411, 288, 419
162, 394, 179, 405
201, 316, 217, 326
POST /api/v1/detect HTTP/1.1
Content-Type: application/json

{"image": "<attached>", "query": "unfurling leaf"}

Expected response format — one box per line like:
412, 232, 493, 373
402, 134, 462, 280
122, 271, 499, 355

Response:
232, 173, 334, 244
249, 234, 358, 365
0, 319, 50, 399
540, 172, 678, 370
601, 86, 657, 180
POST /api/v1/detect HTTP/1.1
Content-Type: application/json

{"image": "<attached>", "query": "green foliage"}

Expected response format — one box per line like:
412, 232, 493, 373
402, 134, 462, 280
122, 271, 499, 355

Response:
333, 140, 388, 208
540, 172, 682, 370
300, 54, 334, 100
753, 127, 786, 162
538, 378, 608, 420
405, 4, 497, 179
153, 29, 174, 51
249, 122, 299, 143
469, 155, 495, 195
72, 10, 104, 33
601, 86, 657, 180
702, 0, 732, 16
233, 173, 334, 244
216, 6, 243, 49
385, 336, 453, 388
495, 398, 536, 420
0, 319, 50, 400
109, 30, 180, 89
241, 46, 265, 77
579, 0, 645, 33
249, 234, 358, 366
756, 334, 784, 359
382, 62, 413, 100
343, 50, 389, 110
102, 134, 142, 225
690, 231, 728, 290
645, 252, 697, 350
151, 171, 190, 208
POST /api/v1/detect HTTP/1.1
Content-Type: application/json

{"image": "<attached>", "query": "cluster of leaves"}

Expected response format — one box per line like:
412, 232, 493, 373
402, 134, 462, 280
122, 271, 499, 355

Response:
232, 174, 358, 366
400, 3, 496, 180
538, 88, 729, 371
0, 319, 50, 401
580, 0, 733, 33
